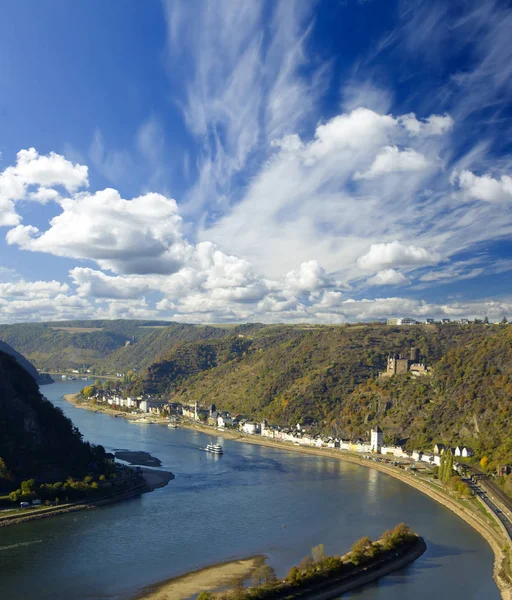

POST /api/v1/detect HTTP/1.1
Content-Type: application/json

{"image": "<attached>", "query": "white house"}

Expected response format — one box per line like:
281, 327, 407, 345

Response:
412, 451, 423, 462
218, 415, 233, 428
462, 447, 475, 458
242, 421, 260, 435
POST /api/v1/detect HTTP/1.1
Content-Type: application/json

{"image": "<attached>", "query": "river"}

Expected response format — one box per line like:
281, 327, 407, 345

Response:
0, 380, 500, 600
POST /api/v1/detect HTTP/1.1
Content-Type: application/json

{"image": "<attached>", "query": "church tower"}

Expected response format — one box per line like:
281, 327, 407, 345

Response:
370, 426, 383, 453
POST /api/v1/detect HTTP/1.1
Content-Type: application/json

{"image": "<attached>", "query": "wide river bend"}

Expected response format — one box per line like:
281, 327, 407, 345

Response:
0, 380, 500, 600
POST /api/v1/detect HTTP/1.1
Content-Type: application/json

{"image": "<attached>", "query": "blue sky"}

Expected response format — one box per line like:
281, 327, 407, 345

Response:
0, 0, 511, 323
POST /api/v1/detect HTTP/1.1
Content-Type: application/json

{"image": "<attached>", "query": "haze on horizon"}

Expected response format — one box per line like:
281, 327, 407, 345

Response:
0, 0, 511, 325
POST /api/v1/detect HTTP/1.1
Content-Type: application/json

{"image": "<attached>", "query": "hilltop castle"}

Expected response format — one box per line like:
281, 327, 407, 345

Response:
381, 347, 430, 378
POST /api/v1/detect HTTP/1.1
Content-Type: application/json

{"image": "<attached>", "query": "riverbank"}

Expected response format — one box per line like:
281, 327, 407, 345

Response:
182, 421, 512, 599
136, 556, 264, 600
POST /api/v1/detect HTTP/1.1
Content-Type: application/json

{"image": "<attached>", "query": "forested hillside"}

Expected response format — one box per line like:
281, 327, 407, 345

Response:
0, 352, 102, 488
332, 326, 512, 462
134, 323, 502, 428
93, 323, 262, 374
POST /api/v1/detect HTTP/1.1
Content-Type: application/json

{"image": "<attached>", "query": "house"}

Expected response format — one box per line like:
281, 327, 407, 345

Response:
433, 443, 446, 455
454, 446, 462, 457
462, 447, 474, 458
497, 465, 511, 477
242, 421, 260, 435
386, 317, 418, 325
412, 450, 423, 461
217, 415, 233, 428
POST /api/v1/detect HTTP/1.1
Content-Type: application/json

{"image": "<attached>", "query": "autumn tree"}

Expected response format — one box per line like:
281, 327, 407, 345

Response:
251, 565, 277, 587
297, 555, 314, 572
311, 543, 326, 564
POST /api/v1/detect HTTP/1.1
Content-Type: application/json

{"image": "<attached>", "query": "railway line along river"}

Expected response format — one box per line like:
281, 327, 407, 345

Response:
0, 380, 500, 600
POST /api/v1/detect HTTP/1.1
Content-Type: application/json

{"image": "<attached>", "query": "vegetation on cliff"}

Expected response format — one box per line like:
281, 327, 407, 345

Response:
0, 351, 110, 495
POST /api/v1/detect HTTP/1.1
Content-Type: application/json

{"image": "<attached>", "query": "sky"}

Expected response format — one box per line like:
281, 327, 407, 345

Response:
0, 0, 511, 324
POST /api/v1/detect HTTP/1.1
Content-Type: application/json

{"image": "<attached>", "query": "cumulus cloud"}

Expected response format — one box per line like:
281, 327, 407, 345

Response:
0, 148, 88, 226
358, 241, 440, 270
452, 169, 512, 203
367, 269, 410, 286
354, 146, 430, 180
284, 260, 331, 292
7, 188, 187, 275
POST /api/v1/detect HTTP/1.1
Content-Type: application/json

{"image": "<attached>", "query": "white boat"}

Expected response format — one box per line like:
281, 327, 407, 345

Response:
168, 423, 179, 429
205, 443, 223, 454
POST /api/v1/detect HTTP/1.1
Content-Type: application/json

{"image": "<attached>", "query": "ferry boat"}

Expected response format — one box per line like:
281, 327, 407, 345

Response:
205, 443, 223, 454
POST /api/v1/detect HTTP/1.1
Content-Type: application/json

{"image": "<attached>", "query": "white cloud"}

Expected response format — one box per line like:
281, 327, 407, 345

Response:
399, 113, 454, 136
358, 241, 440, 270
453, 169, 512, 203
7, 188, 187, 275
367, 269, 410, 286
284, 260, 331, 292
0, 148, 88, 226
354, 146, 430, 180
0, 279, 68, 299
200, 107, 454, 280
163, 0, 324, 215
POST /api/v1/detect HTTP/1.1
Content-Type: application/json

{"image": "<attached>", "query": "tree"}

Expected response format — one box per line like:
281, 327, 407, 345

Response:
251, 565, 277, 586
440, 451, 454, 483
311, 543, 326, 564
483, 316, 489, 324
196, 593, 212, 600
297, 555, 314, 572
501, 316, 508, 324
82, 385, 96, 398
480, 456, 489, 470
286, 566, 300, 584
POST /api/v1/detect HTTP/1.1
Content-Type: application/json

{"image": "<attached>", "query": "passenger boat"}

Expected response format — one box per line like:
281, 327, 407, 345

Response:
205, 443, 223, 454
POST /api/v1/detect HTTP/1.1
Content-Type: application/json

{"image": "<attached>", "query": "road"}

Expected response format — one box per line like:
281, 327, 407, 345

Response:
467, 479, 512, 541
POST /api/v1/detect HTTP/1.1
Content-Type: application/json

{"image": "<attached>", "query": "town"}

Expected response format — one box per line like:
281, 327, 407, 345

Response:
88, 388, 488, 473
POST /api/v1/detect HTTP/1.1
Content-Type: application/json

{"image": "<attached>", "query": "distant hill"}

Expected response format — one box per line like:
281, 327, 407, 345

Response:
0, 351, 100, 487
0, 320, 173, 372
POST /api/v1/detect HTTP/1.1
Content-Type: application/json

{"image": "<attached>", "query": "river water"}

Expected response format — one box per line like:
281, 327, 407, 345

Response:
0, 380, 500, 600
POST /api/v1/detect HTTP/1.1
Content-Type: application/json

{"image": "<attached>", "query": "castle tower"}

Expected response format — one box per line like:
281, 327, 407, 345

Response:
410, 347, 420, 363
194, 401, 199, 421
370, 426, 383, 453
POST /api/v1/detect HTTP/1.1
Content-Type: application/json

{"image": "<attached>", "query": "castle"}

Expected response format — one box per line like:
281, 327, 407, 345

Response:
381, 347, 430, 378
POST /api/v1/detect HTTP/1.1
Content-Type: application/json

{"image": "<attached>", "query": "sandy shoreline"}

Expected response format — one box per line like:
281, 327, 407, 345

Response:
63, 394, 512, 598
135, 556, 264, 600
